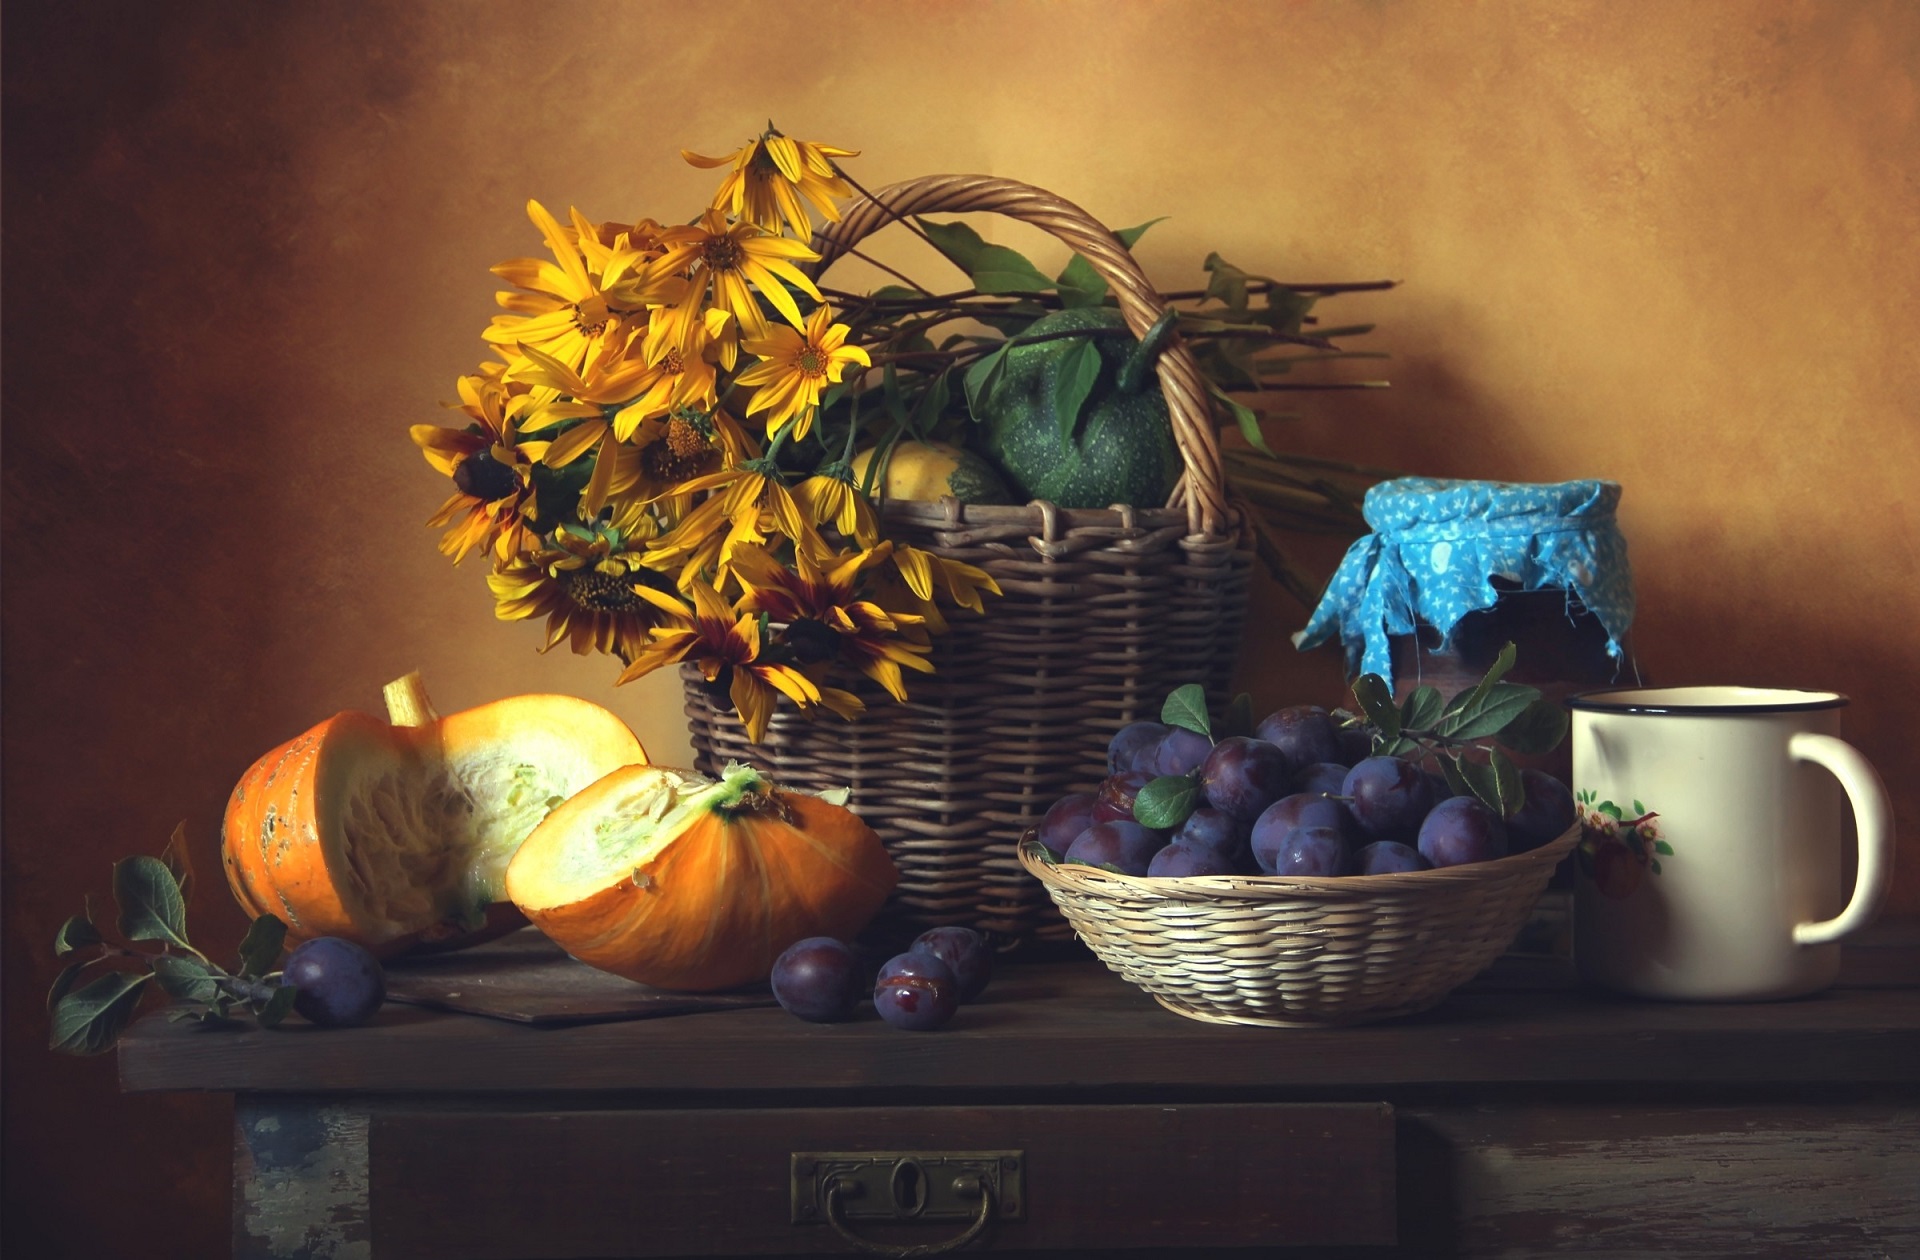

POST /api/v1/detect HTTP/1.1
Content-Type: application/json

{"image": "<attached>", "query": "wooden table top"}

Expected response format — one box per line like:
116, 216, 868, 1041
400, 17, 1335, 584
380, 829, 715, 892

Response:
118, 928, 1920, 1097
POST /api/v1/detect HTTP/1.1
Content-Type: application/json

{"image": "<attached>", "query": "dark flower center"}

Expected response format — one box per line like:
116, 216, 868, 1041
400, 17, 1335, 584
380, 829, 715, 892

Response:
643, 414, 716, 484
783, 618, 840, 664
702, 236, 744, 272
454, 451, 520, 502
560, 568, 645, 615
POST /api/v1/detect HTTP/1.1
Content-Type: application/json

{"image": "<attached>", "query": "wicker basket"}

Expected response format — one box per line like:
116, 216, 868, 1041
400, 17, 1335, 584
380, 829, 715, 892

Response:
681, 175, 1253, 945
1016, 823, 1581, 1026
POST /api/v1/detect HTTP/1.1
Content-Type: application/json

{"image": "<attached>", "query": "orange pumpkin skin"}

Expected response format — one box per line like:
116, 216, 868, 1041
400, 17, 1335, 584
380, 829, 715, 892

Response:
506, 764, 899, 992
222, 690, 646, 958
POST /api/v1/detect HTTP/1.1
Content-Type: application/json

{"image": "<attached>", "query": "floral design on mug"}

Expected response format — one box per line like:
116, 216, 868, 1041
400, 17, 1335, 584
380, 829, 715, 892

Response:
1575, 789, 1674, 900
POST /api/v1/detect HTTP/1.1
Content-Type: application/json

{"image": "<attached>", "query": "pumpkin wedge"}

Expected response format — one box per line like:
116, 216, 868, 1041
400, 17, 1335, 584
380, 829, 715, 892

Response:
222, 673, 646, 956
505, 761, 898, 992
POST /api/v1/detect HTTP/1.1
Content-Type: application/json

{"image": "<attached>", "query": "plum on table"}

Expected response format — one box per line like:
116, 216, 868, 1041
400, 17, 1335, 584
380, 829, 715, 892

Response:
910, 926, 992, 1002
282, 937, 386, 1029
771, 936, 864, 1022
874, 951, 959, 1031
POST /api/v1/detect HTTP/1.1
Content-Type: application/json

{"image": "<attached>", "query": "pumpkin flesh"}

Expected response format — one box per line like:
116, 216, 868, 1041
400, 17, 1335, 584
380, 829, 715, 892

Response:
224, 691, 646, 954
506, 762, 898, 992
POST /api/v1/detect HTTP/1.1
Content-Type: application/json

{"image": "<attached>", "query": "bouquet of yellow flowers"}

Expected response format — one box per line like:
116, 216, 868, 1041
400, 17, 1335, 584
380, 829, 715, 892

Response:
412, 126, 1388, 743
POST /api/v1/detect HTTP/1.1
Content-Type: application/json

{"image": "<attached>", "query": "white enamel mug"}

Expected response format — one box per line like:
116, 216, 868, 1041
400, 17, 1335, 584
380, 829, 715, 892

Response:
1568, 687, 1893, 1000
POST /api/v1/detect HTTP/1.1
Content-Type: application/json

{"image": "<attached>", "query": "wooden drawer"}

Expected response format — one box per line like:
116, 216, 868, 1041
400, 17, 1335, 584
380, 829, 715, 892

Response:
251, 1101, 1395, 1257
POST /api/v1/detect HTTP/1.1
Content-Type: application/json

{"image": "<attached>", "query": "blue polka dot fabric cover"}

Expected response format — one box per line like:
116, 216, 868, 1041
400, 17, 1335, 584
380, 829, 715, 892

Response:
1295, 478, 1634, 689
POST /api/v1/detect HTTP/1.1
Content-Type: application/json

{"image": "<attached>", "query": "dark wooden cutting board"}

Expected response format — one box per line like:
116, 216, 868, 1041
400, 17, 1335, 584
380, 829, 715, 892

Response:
382, 928, 778, 1025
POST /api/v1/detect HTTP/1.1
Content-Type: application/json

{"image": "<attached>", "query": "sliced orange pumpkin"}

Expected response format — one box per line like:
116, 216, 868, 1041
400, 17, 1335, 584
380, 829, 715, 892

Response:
222, 673, 647, 956
505, 761, 898, 992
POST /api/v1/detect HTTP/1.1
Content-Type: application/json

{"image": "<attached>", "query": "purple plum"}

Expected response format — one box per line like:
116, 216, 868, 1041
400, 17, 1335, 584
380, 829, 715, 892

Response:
1198, 737, 1292, 822
1064, 820, 1165, 875
1342, 757, 1438, 845
1417, 796, 1510, 868
1354, 841, 1432, 875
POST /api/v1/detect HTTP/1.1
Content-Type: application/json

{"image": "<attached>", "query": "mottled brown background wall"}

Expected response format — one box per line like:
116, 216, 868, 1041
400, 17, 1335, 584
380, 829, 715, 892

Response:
5, 1, 1916, 1255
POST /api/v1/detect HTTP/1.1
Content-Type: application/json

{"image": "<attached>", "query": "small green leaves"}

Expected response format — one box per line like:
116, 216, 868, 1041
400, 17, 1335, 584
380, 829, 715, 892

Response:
1160, 684, 1212, 738
113, 856, 188, 950
1458, 748, 1525, 818
915, 219, 1056, 294
1209, 384, 1275, 457
54, 913, 101, 958
1349, 673, 1400, 740
963, 341, 1011, 419
236, 913, 288, 979
151, 954, 223, 1003
1133, 775, 1199, 830
1399, 685, 1444, 732
253, 984, 299, 1030
1439, 681, 1540, 741
1653, 840, 1675, 856
1499, 697, 1570, 755
53, 841, 308, 1055
1052, 339, 1102, 442
813, 786, 853, 807
49, 971, 151, 1056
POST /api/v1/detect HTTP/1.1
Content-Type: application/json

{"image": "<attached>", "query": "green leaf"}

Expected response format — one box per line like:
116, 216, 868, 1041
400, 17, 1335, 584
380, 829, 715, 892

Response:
1447, 641, 1519, 721
236, 914, 288, 979
1633, 800, 1647, 815
1219, 692, 1255, 740
1457, 750, 1524, 817
1052, 339, 1102, 443
1209, 385, 1274, 457
813, 786, 852, 807
1499, 697, 1570, 755
113, 856, 188, 950
151, 954, 223, 1003
1651, 859, 1662, 875
1160, 684, 1212, 738
1133, 775, 1200, 830
1202, 252, 1253, 313
1350, 673, 1400, 739
1440, 681, 1541, 741
963, 342, 1011, 419
254, 983, 299, 1029
1598, 801, 1624, 820
47, 960, 89, 1012
1653, 840, 1674, 856
49, 971, 151, 1055
54, 914, 101, 958
915, 218, 1057, 294
1490, 749, 1524, 818
1055, 219, 1164, 308
1379, 735, 1420, 758
1114, 218, 1166, 250
1055, 254, 1106, 308
909, 367, 952, 440
1437, 755, 1473, 800
1400, 685, 1445, 732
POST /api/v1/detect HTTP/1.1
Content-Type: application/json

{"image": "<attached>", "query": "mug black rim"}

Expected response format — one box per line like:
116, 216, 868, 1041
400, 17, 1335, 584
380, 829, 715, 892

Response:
1566, 686, 1849, 715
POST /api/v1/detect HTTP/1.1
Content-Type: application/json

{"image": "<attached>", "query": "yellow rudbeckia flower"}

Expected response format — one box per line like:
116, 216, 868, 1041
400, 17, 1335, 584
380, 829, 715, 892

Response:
682, 130, 858, 239
734, 307, 870, 441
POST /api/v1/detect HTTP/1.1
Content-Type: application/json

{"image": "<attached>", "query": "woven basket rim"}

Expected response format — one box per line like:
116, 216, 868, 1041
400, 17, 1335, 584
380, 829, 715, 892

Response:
1018, 821, 1580, 903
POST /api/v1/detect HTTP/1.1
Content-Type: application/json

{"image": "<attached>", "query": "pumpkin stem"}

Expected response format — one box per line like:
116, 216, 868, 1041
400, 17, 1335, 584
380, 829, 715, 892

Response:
383, 672, 441, 727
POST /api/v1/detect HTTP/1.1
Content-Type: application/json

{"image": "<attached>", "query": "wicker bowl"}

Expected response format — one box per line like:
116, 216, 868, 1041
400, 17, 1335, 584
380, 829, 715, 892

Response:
1017, 822, 1580, 1026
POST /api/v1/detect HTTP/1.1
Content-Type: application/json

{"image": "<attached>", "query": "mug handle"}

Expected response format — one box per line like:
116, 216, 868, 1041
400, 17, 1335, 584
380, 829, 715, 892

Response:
1787, 733, 1894, 946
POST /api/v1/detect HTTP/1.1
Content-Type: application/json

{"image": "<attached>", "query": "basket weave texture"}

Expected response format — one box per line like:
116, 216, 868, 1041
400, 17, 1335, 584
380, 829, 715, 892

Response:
681, 175, 1254, 944
1017, 823, 1580, 1026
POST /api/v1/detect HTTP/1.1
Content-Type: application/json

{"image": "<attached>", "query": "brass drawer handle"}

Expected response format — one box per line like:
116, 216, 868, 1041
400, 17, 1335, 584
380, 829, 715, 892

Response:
824, 1173, 994, 1257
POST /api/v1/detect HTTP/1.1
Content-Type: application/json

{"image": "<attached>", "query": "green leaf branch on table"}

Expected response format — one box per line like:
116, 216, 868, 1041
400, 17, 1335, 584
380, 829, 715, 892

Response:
48, 824, 297, 1055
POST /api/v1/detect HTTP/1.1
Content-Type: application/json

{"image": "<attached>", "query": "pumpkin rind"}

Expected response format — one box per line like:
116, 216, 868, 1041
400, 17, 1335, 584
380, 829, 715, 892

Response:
221, 691, 646, 957
505, 763, 899, 992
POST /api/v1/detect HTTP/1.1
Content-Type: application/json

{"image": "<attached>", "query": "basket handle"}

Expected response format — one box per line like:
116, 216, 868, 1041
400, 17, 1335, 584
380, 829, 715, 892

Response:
807, 174, 1232, 538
